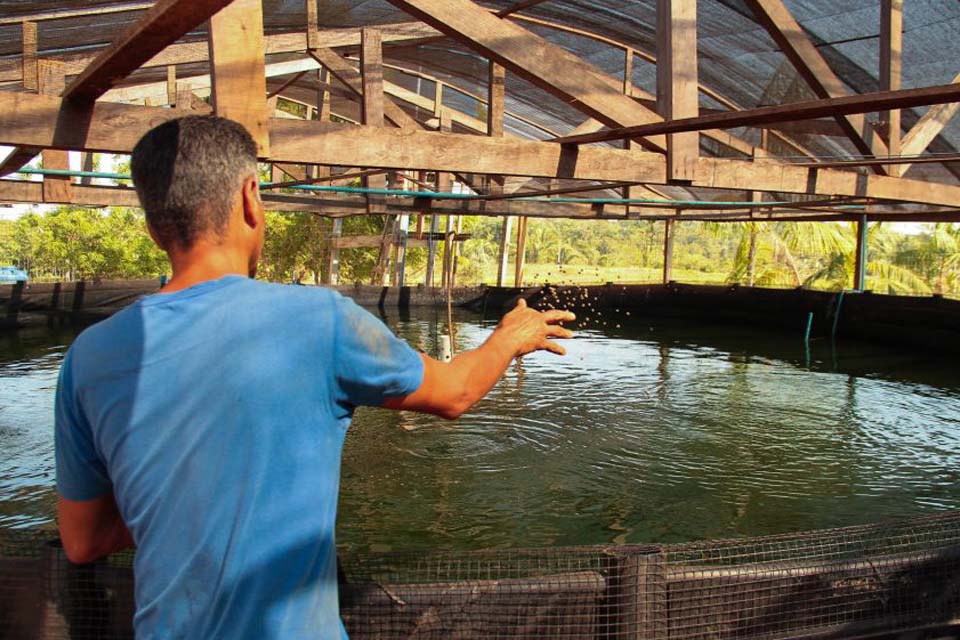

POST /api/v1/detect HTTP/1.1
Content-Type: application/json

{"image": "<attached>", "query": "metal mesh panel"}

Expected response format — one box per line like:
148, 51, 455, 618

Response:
2, 513, 959, 639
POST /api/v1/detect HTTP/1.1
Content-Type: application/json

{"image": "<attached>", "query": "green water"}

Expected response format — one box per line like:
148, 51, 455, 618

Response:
2, 310, 960, 553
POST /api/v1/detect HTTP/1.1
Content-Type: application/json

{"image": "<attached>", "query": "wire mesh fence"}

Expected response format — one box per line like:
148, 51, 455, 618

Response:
2, 512, 959, 639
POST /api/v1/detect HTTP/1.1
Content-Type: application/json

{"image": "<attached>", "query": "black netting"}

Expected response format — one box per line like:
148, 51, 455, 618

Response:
3, 512, 960, 639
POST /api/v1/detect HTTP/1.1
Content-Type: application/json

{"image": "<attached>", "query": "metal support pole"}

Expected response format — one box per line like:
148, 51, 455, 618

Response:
854, 215, 868, 291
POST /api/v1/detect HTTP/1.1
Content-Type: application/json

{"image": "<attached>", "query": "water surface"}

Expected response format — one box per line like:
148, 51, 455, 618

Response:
2, 311, 959, 554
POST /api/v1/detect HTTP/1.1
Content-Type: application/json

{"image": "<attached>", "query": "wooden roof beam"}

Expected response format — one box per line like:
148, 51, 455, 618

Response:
307, 47, 421, 129
383, 0, 668, 152
64, 0, 236, 104
743, 0, 890, 173
208, 0, 270, 154
551, 81, 960, 145
5, 91, 960, 208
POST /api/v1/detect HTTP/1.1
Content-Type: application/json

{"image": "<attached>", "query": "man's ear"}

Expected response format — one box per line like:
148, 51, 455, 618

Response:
240, 175, 263, 230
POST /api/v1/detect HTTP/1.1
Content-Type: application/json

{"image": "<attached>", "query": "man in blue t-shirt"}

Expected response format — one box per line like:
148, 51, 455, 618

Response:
54, 116, 574, 639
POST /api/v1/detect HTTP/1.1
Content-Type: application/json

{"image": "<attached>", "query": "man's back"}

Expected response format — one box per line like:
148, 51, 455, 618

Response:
55, 276, 423, 638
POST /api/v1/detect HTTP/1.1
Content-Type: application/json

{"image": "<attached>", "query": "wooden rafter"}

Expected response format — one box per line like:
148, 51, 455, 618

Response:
495, 0, 552, 18
0, 23, 439, 84
65, 0, 235, 104
743, 0, 889, 172
551, 82, 960, 146
307, 47, 421, 129
383, 0, 668, 152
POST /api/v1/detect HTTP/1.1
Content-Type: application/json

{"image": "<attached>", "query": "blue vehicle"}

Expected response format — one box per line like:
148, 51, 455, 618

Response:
0, 266, 29, 284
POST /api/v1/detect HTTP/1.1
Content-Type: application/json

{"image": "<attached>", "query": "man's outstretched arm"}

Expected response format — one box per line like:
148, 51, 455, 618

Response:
58, 492, 134, 564
383, 299, 575, 419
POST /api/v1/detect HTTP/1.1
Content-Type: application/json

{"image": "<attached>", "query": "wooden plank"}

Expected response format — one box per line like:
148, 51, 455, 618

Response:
22, 21, 38, 92
306, 0, 320, 51
41, 149, 72, 204
488, 62, 506, 138
208, 0, 270, 154
5, 91, 960, 207
552, 82, 960, 145
0, 23, 439, 84
496, 0, 552, 18
0, 4, 153, 26
880, 0, 903, 176
743, 0, 889, 170
64, 0, 235, 104
307, 47, 421, 129
898, 71, 960, 175
656, 0, 698, 181
38, 60, 71, 204
361, 28, 388, 217
383, 0, 667, 152
166, 66, 177, 105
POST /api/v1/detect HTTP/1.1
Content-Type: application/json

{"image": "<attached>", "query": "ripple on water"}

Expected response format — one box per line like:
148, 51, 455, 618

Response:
5, 315, 960, 551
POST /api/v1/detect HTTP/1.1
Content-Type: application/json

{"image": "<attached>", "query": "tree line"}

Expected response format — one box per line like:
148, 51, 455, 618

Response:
0, 205, 957, 297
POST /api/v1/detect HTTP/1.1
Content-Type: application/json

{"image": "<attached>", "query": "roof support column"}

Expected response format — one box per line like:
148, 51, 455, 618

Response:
854, 215, 868, 291
880, 0, 903, 177
662, 217, 675, 284
656, 0, 699, 182
208, 0, 270, 154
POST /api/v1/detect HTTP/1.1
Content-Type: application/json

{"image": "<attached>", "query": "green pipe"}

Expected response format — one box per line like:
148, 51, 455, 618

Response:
18, 167, 131, 181
804, 311, 813, 345
831, 289, 845, 341
13, 166, 867, 209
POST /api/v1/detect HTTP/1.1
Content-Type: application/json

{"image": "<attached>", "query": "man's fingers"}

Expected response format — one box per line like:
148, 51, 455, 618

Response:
540, 339, 567, 356
514, 298, 528, 310
547, 325, 574, 340
542, 309, 576, 324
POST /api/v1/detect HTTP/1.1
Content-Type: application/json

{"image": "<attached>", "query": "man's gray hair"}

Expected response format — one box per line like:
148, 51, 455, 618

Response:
131, 116, 258, 250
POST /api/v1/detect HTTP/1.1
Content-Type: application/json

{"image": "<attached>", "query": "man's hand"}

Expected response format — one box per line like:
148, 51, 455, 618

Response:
383, 298, 575, 419
495, 298, 576, 357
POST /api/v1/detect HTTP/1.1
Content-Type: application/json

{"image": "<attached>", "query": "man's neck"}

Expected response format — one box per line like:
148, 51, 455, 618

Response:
161, 243, 253, 294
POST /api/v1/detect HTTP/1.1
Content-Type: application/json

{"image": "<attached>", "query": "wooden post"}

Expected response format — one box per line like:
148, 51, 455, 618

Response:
326, 218, 342, 285
166, 65, 177, 106
80, 152, 94, 186
622, 48, 634, 97
854, 215, 868, 291
208, 0, 269, 154
496, 216, 513, 286
656, 0, 699, 182
451, 215, 463, 287
514, 215, 528, 286
442, 215, 455, 289
662, 218, 675, 284
39, 60, 71, 204
426, 213, 439, 286
880, 0, 903, 177
362, 27, 392, 283
433, 80, 443, 118
22, 21, 38, 92
305, 0, 319, 51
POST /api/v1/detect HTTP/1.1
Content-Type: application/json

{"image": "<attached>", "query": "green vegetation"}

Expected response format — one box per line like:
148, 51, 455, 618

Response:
1, 205, 957, 298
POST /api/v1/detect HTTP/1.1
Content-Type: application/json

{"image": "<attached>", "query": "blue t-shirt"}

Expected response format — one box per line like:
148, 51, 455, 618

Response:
55, 276, 424, 639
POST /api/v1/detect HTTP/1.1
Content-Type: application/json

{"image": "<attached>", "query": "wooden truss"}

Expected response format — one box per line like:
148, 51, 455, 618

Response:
0, 0, 959, 289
